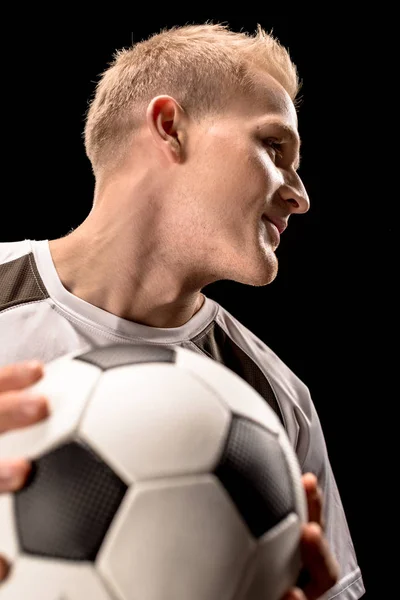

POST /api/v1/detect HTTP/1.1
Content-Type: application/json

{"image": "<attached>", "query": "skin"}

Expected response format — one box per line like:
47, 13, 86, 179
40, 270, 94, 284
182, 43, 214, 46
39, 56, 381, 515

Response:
0, 69, 340, 596
48, 70, 309, 329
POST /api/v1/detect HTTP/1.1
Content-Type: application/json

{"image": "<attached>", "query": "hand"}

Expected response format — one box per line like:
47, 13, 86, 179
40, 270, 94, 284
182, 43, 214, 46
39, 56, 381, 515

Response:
281, 473, 340, 600
0, 361, 49, 583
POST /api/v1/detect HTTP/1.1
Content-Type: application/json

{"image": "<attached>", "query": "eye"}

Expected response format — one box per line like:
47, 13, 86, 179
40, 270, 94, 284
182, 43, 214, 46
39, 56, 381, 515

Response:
264, 138, 284, 161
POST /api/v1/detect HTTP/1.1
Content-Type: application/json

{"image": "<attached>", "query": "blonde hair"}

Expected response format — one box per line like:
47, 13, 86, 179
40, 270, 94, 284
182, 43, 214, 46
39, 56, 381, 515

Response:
84, 22, 300, 175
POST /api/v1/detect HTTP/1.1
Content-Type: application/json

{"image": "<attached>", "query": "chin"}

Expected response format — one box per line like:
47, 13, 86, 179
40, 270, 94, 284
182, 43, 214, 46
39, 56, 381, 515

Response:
230, 253, 279, 287
246, 269, 278, 287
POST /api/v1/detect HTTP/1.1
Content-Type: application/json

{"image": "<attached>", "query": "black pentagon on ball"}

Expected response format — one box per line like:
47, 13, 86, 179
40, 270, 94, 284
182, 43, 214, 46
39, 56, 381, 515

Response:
77, 343, 176, 370
14, 440, 127, 561
214, 416, 295, 538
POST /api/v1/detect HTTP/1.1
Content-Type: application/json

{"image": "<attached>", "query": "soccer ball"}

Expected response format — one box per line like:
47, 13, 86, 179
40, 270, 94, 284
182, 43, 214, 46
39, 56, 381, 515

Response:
0, 343, 307, 600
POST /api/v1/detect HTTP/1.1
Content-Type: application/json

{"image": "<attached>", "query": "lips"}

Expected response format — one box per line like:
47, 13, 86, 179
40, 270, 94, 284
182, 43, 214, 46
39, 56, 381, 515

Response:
262, 216, 287, 234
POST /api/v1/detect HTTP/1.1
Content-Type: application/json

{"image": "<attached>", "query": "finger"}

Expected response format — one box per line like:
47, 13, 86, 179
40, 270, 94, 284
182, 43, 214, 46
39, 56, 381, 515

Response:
280, 588, 307, 600
0, 459, 32, 493
0, 390, 49, 434
302, 473, 324, 529
0, 361, 44, 393
300, 523, 340, 599
0, 554, 11, 582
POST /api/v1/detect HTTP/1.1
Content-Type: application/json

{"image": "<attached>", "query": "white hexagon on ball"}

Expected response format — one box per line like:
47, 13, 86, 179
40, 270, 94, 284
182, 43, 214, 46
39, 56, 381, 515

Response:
78, 363, 231, 484
0, 555, 112, 600
0, 355, 101, 460
175, 347, 283, 435
97, 474, 255, 600
0, 494, 18, 562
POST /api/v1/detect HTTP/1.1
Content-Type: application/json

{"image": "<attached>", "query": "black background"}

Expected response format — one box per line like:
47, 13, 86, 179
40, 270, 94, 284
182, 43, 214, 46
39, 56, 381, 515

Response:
2, 13, 393, 598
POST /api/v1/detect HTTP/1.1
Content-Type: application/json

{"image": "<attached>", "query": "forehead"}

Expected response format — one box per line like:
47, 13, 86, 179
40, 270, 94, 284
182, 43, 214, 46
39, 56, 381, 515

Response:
236, 69, 298, 129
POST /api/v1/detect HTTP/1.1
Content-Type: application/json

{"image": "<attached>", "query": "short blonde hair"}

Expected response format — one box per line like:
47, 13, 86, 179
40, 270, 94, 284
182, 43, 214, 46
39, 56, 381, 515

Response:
84, 22, 300, 175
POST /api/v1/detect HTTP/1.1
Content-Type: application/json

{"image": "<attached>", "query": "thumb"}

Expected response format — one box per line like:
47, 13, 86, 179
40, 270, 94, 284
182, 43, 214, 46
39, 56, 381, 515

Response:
280, 588, 307, 600
0, 555, 11, 582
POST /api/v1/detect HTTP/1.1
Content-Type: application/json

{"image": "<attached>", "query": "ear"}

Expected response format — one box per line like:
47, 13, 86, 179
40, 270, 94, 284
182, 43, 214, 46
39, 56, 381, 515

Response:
146, 95, 186, 163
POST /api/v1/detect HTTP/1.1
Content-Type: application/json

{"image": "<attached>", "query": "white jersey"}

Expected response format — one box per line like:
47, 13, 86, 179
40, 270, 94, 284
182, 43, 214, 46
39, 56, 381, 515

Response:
0, 239, 365, 599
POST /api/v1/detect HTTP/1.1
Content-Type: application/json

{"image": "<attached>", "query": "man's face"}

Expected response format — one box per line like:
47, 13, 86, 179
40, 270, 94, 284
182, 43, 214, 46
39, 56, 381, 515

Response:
174, 70, 310, 288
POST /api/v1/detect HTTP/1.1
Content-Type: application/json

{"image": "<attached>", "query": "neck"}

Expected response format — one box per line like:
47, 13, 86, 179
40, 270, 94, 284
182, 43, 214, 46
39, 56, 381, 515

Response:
48, 212, 205, 329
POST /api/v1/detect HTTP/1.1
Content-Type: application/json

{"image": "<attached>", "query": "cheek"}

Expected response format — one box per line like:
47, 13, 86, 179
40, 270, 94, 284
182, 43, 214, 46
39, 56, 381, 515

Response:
193, 140, 274, 214
229, 152, 275, 210
221, 148, 268, 195
199, 151, 250, 205
253, 148, 277, 186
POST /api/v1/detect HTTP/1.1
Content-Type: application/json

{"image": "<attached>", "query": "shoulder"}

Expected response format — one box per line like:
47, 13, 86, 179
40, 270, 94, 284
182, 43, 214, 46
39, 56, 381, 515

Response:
0, 239, 49, 313
215, 302, 311, 406
0, 240, 32, 265
213, 303, 317, 461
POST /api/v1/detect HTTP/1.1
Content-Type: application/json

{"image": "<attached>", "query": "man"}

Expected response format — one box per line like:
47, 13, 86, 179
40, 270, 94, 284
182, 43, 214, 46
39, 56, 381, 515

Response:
0, 23, 365, 599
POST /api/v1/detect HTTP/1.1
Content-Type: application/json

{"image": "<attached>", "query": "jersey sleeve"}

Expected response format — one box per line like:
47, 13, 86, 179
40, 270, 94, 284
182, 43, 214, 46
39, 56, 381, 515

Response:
300, 395, 365, 599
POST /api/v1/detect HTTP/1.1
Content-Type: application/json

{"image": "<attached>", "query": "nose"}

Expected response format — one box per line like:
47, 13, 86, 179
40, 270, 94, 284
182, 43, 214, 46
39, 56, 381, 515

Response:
279, 173, 310, 214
